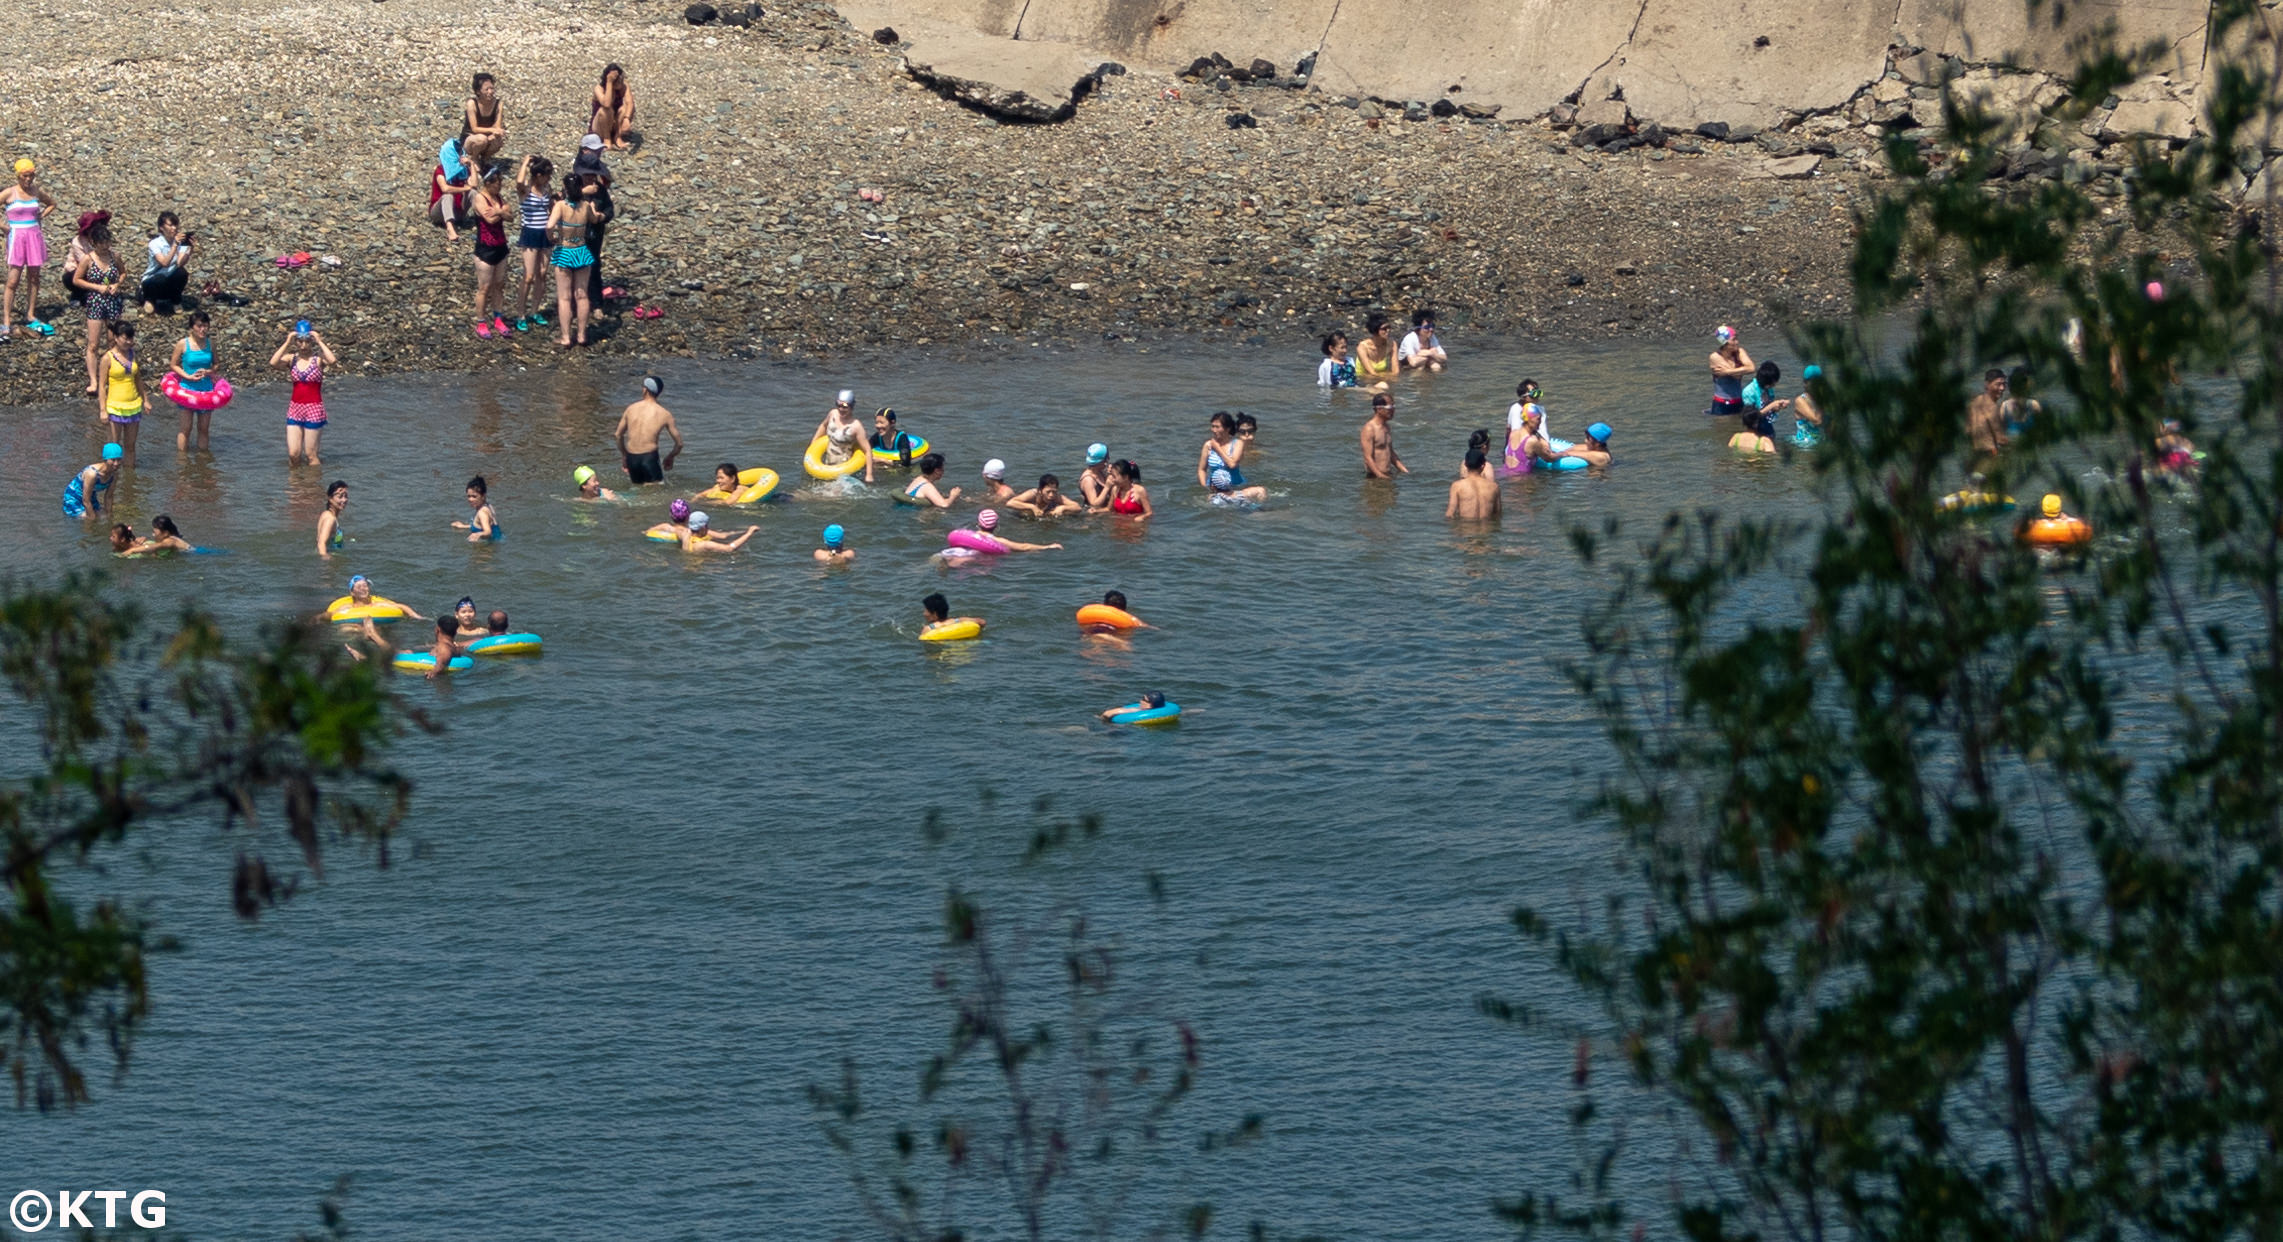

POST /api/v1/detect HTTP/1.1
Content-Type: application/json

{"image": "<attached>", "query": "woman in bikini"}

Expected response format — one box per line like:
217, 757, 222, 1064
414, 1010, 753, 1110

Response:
461, 73, 506, 167
546, 175, 598, 347
1354, 315, 1399, 388
1105, 459, 1152, 521
589, 64, 634, 150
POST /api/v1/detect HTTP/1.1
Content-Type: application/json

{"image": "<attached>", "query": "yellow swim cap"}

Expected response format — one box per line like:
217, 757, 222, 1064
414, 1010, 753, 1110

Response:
573, 465, 596, 486
2041, 493, 2062, 517
12, 159, 32, 175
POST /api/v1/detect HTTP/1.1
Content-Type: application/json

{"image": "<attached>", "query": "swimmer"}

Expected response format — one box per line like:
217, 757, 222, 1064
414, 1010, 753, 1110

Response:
697, 462, 759, 504
979, 458, 1016, 504
486, 610, 510, 636
815, 523, 855, 565
1464, 428, 1493, 475
2154, 418, 2198, 471
1361, 393, 1408, 479
452, 475, 502, 541
315, 478, 350, 556
921, 592, 984, 636
810, 388, 875, 484
451, 596, 488, 640
1446, 448, 1501, 520
1708, 325, 1755, 418
614, 375, 683, 485
1077, 443, 1113, 509
1505, 380, 1548, 467
1197, 412, 1249, 492
1316, 332, 1358, 388
1399, 309, 1448, 372
62, 443, 123, 520
1100, 691, 1169, 721
1096, 590, 1154, 628
1967, 368, 2010, 464
324, 575, 427, 624
1729, 362, 1786, 454
1208, 466, 1267, 506
1104, 459, 1153, 520
107, 523, 137, 554
963, 508, 1060, 552
1791, 365, 1825, 448
871, 407, 922, 467
421, 616, 462, 679
1236, 413, 1258, 444
121, 514, 193, 556
1512, 404, 1556, 465
904, 452, 963, 508
573, 465, 620, 502
679, 510, 757, 554
1354, 315, 1399, 387
2000, 366, 2041, 437
2018, 493, 2087, 543
1008, 473, 1083, 518
1564, 422, 1614, 467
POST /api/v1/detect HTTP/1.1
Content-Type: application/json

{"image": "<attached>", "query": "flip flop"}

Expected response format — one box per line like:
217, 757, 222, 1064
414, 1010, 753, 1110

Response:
275, 252, 311, 269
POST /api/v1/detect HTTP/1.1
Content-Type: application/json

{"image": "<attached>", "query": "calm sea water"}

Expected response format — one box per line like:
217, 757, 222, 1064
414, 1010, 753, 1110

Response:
1, 335, 1834, 1239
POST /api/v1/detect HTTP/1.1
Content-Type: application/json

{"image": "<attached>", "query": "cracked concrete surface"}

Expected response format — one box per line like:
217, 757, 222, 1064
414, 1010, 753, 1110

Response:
834, 0, 2241, 132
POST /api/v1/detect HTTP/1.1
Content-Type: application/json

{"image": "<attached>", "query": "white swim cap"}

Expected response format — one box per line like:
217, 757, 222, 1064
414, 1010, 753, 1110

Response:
836, 389, 853, 405
689, 510, 710, 531
983, 459, 1006, 480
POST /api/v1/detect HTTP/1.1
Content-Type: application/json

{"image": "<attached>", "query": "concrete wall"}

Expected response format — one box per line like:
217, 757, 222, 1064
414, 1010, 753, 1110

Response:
837, 0, 2241, 131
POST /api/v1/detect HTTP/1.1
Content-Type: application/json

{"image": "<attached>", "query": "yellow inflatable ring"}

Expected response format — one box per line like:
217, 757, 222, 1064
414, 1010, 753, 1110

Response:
326, 596, 409, 624
698, 467, 780, 505
920, 618, 983, 642
804, 436, 868, 481
2024, 516, 2092, 547
644, 523, 683, 543
869, 436, 930, 466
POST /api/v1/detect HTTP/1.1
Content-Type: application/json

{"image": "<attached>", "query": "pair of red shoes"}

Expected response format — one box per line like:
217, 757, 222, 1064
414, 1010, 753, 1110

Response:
275, 251, 312, 269
630, 305, 664, 320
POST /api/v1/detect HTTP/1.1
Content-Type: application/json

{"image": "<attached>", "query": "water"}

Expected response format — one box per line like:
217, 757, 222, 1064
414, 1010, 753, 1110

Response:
0, 337, 1832, 1239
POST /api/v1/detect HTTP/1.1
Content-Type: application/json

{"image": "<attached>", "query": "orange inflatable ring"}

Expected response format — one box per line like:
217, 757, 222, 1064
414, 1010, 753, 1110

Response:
1076, 604, 1143, 630
2023, 516, 2092, 547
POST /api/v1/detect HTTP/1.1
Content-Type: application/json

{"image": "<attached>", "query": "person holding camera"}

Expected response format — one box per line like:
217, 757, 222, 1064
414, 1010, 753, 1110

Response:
142, 212, 193, 315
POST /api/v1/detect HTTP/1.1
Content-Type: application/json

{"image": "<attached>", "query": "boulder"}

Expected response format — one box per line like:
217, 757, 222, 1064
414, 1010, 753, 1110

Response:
1765, 153, 1822, 178
1249, 58, 1278, 80
683, 2, 716, 24
1431, 98, 1458, 117
2102, 97, 2196, 141
872, 25, 899, 43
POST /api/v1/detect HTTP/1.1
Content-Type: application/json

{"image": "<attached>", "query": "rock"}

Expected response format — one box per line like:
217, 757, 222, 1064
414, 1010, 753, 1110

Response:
1565, 273, 1586, 287
1547, 102, 1578, 130
1574, 123, 1622, 147
1578, 97, 1630, 131
1893, 51, 1942, 85
1458, 102, 1501, 120
1357, 99, 1384, 120
1765, 154, 1821, 178
873, 26, 898, 43
1669, 137, 1705, 154
683, 3, 716, 24
904, 42, 1110, 124
718, 4, 753, 27
1293, 53, 1317, 82
1431, 98, 1458, 118
2102, 98, 2195, 142
1695, 120, 1730, 141
1249, 59, 1277, 81
1095, 61, 1125, 77
1639, 121, 1666, 147
1403, 100, 1431, 122
1753, 131, 1801, 156
1226, 111, 1258, 129
1180, 57, 1217, 81
1727, 122, 1762, 142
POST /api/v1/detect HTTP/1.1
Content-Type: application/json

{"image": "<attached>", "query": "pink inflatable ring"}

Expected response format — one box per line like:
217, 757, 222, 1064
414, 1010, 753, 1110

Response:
945, 528, 1010, 556
162, 372, 234, 411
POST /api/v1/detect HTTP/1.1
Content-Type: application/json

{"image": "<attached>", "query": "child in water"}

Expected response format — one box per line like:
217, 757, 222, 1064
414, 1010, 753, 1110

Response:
1316, 332, 1358, 388
920, 592, 983, 638
1101, 691, 1170, 720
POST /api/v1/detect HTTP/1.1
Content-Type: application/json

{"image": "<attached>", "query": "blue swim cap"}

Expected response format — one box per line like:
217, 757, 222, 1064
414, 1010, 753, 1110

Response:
101, 442, 123, 460
1586, 422, 1614, 442
1208, 467, 1233, 490
348, 574, 369, 588
823, 524, 845, 547
1802, 364, 1823, 380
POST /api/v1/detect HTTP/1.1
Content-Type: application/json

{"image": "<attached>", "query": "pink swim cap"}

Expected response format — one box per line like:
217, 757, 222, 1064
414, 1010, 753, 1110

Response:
978, 508, 1000, 531
669, 498, 690, 521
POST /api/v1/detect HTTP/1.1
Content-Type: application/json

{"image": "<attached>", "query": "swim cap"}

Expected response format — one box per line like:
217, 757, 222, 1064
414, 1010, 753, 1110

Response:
1086, 443, 1108, 464
836, 389, 853, 405
876, 406, 897, 422
1802, 364, 1823, 381
573, 465, 597, 486
823, 524, 845, 547
101, 443, 123, 460
456, 597, 475, 611
295, 319, 311, 337
2146, 281, 2166, 302
2041, 493, 2062, 517
1521, 402, 1544, 424
689, 511, 710, 532
1715, 325, 1736, 344
1143, 691, 1166, 708
669, 498, 690, 521
642, 375, 664, 396
349, 574, 369, 589
983, 459, 1006, 480
1586, 422, 1614, 442
978, 508, 1000, 530
12, 159, 30, 174
1208, 467, 1234, 490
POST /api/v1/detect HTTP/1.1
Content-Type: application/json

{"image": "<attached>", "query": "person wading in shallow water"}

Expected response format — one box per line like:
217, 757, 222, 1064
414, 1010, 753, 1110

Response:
1361, 393, 1408, 480
614, 375, 682, 485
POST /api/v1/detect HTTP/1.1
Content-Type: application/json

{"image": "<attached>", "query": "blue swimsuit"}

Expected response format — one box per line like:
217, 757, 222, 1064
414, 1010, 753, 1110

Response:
61, 465, 108, 518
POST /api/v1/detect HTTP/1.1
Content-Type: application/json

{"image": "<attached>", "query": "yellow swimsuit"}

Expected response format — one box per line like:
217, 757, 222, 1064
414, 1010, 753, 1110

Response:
104, 352, 142, 420
1356, 342, 1397, 380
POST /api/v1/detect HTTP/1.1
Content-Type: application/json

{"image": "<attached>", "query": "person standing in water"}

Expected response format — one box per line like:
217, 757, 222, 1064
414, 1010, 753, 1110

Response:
62, 443, 123, 519
1730, 361, 1787, 454
1446, 448, 1501, 520
903, 452, 963, 508
1399, 310, 1449, 372
977, 459, 1017, 504
315, 479, 350, 557
1104, 459, 1152, 520
1076, 443, 1113, 509
615, 375, 682, 484
1791, 364, 1826, 448
1708, 325, 1754, 419
1196, 412, 1249, 493
1361, 393, 1408, 479
815, 524, 855, 565
100, 321, 147, 464
166, 312, 226, 452
1967, 368, 2010, 465
272, 322, 337, 466
810, 389, 876, 484
453, 476, 501, 541
1565, 422, 1615, 467
3, 159, 56, 339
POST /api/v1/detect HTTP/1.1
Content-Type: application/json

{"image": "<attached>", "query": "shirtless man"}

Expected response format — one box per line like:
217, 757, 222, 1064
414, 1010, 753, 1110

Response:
615, 375, 682, 484
1708, 325, 1755, 419
1967, 368, 2009, 464
462, 74, 507, 169
1360, 393, 1408, 479
1445, 448, 1501, 520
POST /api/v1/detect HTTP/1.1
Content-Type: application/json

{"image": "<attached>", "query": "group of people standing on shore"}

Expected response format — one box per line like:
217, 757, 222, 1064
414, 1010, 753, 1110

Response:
430, 66, 638, 348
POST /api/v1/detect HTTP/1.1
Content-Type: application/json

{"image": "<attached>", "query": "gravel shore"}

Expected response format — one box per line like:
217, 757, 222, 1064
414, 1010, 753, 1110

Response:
0, 0, 1871, 404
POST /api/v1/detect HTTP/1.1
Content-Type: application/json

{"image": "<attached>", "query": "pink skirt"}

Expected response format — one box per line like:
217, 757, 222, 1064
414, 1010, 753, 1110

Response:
6, 226, 44, 268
